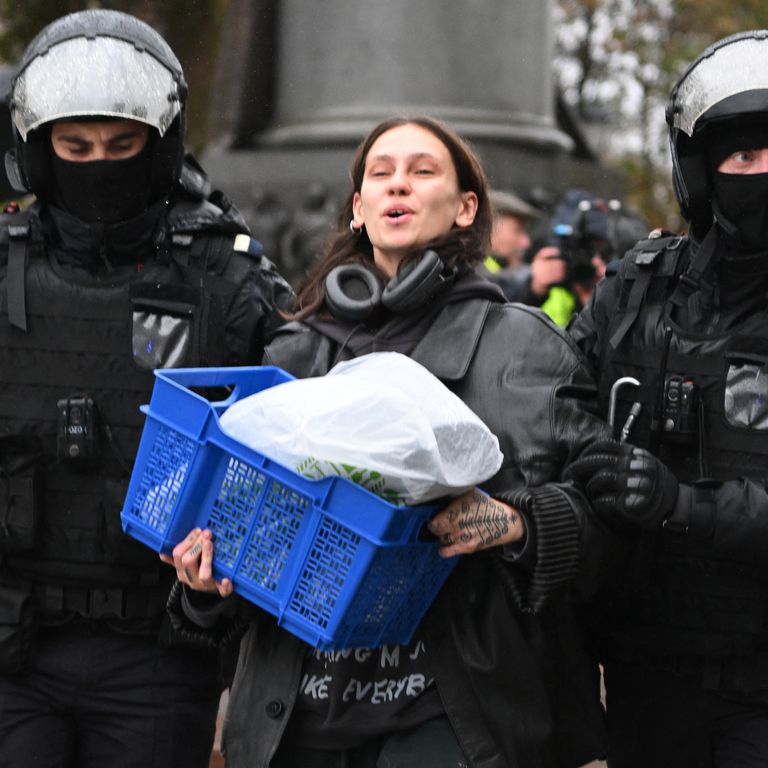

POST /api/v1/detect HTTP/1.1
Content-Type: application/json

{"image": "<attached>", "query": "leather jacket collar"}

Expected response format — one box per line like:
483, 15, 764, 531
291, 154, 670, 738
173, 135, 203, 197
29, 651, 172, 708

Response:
302, 271, 504, 375
411, 297, 495, 380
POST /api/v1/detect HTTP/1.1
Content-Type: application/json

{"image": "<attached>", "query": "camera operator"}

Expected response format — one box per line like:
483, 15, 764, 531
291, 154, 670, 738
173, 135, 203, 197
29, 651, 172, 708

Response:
508, 190, 645, 327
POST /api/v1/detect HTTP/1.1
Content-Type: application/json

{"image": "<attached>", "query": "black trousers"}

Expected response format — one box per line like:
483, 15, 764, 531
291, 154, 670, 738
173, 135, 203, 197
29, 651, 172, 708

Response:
270, 716, 468, 768
0, 619, 221, 768
605, 660, 768, 768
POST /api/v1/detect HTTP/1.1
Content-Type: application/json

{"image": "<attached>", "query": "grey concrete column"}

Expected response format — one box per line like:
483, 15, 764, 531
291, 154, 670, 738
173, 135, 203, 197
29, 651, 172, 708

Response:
262, 0, 570, 152
202, 0, 617, 284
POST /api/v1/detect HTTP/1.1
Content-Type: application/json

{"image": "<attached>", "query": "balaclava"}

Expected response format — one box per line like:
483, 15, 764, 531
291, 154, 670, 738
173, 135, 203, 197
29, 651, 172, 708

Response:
708, 121, 768, 251
49, 125, 155, 225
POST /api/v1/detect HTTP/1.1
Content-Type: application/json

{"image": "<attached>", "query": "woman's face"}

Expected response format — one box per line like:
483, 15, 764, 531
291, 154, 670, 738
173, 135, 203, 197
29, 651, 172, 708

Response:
352, 123, 478, 276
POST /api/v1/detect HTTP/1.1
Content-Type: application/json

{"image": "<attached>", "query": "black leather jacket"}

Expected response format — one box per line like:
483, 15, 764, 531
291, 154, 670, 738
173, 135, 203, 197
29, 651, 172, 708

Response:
176, 287, 615, 768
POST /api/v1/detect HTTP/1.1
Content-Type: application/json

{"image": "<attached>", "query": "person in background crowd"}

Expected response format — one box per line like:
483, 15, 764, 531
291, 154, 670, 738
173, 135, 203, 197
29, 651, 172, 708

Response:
508, 190, 646, 327
482, 188, 540, 274
568, 29, 768, 768
0, 10, 292, 767
164, 115, 618, 768
481, 187, 567, 307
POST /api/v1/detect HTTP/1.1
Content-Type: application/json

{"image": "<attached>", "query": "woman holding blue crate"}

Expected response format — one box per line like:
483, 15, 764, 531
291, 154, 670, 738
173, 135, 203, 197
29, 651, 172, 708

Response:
164, 116, 616, 767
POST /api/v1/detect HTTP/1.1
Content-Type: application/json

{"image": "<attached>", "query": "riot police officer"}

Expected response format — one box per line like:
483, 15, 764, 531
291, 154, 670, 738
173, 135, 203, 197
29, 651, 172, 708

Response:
568, 30, 768, 767
0, 10, 292, 767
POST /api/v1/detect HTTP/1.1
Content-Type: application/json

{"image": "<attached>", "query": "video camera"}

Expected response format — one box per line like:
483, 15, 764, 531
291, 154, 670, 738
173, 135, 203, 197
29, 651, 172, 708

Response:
548, 194, 617, 286
543, 189, 648, 287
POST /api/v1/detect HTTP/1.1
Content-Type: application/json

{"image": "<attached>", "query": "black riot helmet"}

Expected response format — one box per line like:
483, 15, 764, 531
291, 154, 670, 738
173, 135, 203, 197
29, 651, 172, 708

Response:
5, 9, 187, 204
666, 30, 768, 236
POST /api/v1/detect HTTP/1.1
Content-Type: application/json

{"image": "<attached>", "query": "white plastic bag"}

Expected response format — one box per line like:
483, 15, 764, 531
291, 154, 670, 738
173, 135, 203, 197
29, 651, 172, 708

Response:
219, 352, 503, 505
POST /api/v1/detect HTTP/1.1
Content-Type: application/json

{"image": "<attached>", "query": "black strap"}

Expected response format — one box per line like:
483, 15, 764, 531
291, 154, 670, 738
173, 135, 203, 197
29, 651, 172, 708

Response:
609, 265, 655, 350
170, 233, 193, 267
169, 231, 235, 295
611, 347, 724, 377
699, 422, 768, 457
608, 235, 686, 351
668, 225, 718, 308
33, 583, 164, 620
7, 223, 30, 331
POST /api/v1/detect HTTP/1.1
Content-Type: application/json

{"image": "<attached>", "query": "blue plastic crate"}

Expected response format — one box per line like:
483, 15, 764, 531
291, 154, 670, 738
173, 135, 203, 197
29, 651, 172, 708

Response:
121, 366, 459, 650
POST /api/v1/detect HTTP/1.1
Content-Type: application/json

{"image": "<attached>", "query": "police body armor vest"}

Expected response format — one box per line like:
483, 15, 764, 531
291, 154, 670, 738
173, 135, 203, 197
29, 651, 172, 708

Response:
600, 233, 768, 660
0, 196, 262, 620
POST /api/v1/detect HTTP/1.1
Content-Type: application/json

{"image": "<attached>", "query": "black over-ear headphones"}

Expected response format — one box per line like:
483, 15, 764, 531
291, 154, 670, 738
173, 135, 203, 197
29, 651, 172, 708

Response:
324, 250, 458, 322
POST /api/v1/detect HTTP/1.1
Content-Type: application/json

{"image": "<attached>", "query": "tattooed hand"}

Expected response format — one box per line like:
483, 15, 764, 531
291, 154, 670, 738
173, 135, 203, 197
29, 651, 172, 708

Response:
159, 527, 233, 597
426, 488, 523, 558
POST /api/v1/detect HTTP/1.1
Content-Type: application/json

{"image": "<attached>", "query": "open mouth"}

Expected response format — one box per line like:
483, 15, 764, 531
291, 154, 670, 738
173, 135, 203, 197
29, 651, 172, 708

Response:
386, 208, 410, 219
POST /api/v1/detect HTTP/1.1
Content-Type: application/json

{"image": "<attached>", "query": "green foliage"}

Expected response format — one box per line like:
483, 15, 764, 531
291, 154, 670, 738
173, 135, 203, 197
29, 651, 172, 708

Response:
614, 154, 683, 233
673, 0, 768, 40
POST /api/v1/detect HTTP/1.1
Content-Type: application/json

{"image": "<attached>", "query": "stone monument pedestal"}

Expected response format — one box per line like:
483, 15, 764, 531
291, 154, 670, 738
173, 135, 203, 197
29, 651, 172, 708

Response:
203, 0, 617, 283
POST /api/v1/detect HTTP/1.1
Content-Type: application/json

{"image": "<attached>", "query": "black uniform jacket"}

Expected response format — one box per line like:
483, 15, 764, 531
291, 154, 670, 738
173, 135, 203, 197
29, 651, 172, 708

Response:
0, 178, 293, 630
569, 234, 768, 676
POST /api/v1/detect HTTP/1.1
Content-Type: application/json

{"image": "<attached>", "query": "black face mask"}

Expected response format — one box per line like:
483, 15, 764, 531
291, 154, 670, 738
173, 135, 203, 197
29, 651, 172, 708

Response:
712, 171, 768, 251
50, 142, 153, 225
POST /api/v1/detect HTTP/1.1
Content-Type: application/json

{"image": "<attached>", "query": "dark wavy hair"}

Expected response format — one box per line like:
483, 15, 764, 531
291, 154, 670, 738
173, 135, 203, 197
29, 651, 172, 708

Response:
292, 115, 493, 319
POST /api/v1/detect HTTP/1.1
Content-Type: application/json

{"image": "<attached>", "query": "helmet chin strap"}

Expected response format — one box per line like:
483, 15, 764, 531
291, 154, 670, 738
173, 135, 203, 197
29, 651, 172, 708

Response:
4, 149, 28, 194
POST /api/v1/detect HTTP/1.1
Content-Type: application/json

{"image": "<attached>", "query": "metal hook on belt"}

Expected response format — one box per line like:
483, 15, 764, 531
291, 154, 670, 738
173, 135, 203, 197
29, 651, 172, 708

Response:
608, 376, 641, 443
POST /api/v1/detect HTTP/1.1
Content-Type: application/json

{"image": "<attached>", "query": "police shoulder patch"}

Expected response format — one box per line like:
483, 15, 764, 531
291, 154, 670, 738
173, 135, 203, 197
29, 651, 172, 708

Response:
233, 234, 264, 259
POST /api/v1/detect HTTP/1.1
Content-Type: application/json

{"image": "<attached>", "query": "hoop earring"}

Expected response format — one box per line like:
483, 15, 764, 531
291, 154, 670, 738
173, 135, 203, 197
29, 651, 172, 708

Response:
349, 219, 363, 236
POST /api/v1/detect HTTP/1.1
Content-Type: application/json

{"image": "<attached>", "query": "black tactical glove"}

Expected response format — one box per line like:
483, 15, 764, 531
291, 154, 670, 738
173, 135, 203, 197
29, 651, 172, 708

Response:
564, 439, 679, 530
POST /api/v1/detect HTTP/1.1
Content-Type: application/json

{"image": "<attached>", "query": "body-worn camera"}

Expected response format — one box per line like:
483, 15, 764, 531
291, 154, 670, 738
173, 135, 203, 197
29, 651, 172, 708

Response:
57, 394, 100, 462
663, 375, 698, 437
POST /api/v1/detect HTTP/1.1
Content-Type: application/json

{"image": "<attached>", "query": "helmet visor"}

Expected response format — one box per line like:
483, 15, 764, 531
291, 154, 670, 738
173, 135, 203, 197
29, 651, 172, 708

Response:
673, 36, 768, 137
11, 36, 182, 140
